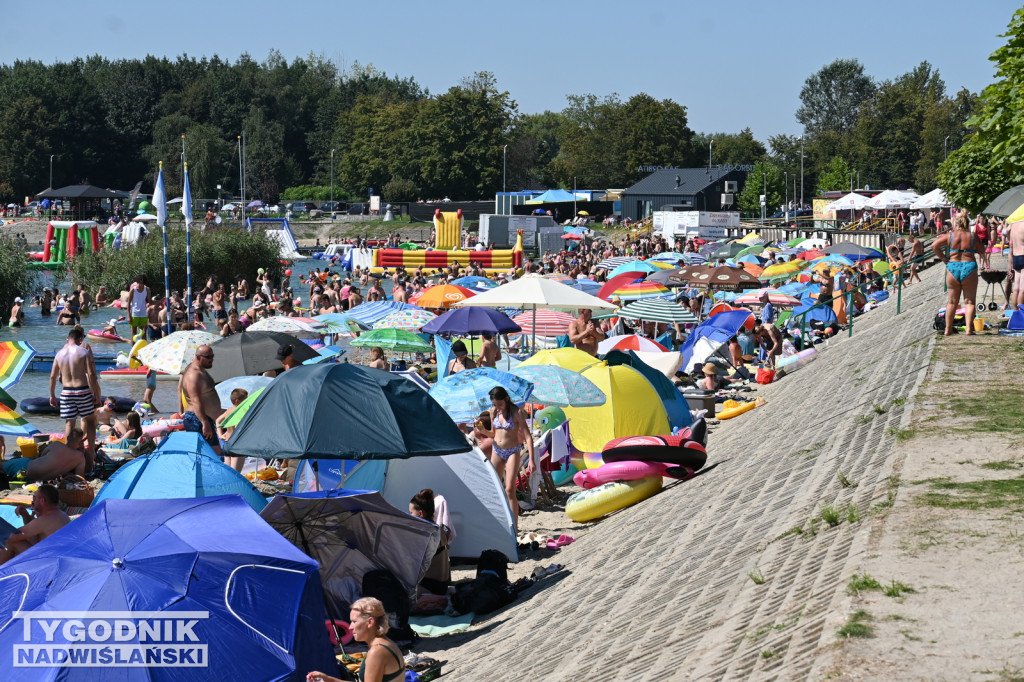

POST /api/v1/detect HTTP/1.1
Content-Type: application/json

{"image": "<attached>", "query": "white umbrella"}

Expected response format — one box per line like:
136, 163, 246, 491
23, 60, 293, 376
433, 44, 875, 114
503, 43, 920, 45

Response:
866, 189, 919, 209
167, 197, 184, 204
132, 213, 158, 222
910, 188, 950, 209
824, 192, 869, 212
220, 203, 236, 211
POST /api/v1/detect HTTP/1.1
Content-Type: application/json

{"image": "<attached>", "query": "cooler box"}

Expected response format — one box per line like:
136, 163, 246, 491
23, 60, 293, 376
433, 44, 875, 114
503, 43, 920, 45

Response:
16, 437, 38, 459
683, 389, 716, 417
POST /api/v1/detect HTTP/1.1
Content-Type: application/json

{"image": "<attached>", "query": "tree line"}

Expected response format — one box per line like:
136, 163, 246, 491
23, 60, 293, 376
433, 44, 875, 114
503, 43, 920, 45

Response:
0, 49, 980, 210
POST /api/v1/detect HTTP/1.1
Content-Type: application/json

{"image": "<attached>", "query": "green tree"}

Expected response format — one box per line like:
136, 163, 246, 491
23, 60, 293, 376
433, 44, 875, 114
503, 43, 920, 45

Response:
0, 235, 32, 322
0, 96, 55, 197
737, 161, 783, 216
816, 157, 853, 193
513, 111, 564, 189
937, 134, 1013, 213
796, 58, 875, 136
967, 8, 1024, 175
692, 128, 766, 166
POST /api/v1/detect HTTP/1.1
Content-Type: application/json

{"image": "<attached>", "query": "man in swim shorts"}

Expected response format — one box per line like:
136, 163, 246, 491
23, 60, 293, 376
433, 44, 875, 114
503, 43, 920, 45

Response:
179, 344, 223, 454
49, 327, 100, 473
1009, 219, 1024, 309
128, 275, 150, 338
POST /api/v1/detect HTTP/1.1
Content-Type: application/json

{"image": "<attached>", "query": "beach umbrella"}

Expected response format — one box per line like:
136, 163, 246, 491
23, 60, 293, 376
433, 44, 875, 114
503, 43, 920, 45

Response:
982, 185, 1024, 216
247, 316, 327, 337
609, 260, 660, 278
648, 251, 687, 263
303, 345, 345, 365
708, 242, 747, 260
344, 301, 424, 326
349, 328, 434, 353
680, 252, 707, 265
734, 288, 802, 307
596, 272, 649, 300
410, 284, 475, 309
216, 375, 276, 409
607, 280, 671, 301
0, 495, 338, 678
759, 260, 810, 281
735, 244, 765, 258
428, 367, 534, 422
511, 310, 575, 336
313, 313, 370, 334
811, 254, 856, 268
209, 331, 320, 383
597, 334, 669, 354
810, 261, 854, 277
873, 260, 892, 275
822, 242, 884, 260
739, 262, 765, 277
93, 432, 268, 512
707, 303, 755, 330
373, 308, 437, 331
797, 249, 825, 261
451, 275, 498, 290
562, 233, 583, 240
220, 203, 236, 211
247, 200, 263, 208
0, 340, 35, 390
260, 490, 441, 615
910, 188, 951, 209
794, 238, 829, 250
686, 265, 763, 291
784, 237, 805, 247
736, 254, 767, 265
131, 213, 158, 222
561, 363, 671, 453
618, 298, 698, 325
645, 268, 693, 288
517, 347, 604, 373
136, 330, 220, 375
510, 365, 605, 408
0, 386, 40, 438
226, 364, 469, 460
596, 256, 638, 271
421, 307, 521, 336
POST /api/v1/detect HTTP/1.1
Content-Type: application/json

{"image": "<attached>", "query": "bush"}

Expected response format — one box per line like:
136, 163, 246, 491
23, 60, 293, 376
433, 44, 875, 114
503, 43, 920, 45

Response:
0, 235, 33, 321
383, 177, 419, 202
71, 226, 284, 298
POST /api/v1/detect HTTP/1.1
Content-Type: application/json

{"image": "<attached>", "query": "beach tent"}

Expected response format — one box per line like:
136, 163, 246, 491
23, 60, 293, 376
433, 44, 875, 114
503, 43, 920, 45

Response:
603, 350, 691, 430
261, 490, 441, 614
92, 432, 268, 512
678, 310, 753, 372
292, 448, 516, 561
0, 496, 337, 679
561, 363, 670, 452
790, 296, 839, 328
529, 189, 577, 203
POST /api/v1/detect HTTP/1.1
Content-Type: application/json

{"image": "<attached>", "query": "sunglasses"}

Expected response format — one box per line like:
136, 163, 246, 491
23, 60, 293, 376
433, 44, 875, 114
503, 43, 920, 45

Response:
197, 354, 214, 359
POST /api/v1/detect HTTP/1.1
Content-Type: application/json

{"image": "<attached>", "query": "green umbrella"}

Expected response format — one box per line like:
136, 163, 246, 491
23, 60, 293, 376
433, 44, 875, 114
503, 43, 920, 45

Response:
220, 387, 268, 429
350, 328, 434, 353
735, 244, 765, 258
784, 237, 805, 247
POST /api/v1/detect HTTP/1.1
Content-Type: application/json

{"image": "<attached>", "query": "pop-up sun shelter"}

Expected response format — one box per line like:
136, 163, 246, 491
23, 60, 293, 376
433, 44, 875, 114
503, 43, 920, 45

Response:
0, 496, 337, 679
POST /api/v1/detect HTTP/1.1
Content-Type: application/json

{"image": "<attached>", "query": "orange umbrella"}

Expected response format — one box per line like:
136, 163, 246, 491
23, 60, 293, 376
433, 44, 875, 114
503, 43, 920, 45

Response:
740, 262, 764, 277
410, 284, 476, 309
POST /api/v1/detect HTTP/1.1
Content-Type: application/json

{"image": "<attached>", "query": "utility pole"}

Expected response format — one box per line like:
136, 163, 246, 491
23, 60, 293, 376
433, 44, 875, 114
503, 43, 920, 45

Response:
944, 135, 951, 161
49, 155, 54, 190
503, 144, 508, 193
799, 134, 804, 208
708, 139, 714, 170
330, 149, 335, 215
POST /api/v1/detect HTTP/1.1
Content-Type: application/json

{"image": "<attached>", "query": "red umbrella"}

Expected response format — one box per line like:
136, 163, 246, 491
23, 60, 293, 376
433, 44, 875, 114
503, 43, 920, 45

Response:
797, 249, 825, 261
512, 310, 576, 337
596, 272, 644, 301
708, 303, 755, 330
562, 233, 583, 240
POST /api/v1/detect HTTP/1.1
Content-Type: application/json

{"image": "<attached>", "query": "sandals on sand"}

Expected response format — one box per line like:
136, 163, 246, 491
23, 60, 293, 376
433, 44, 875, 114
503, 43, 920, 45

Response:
545, 534, 575, 550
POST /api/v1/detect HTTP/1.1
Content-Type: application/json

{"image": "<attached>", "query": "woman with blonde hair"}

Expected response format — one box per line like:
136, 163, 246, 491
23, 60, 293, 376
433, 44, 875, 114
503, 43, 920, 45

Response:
933, 211, 980, 335
306, 597, 403, 682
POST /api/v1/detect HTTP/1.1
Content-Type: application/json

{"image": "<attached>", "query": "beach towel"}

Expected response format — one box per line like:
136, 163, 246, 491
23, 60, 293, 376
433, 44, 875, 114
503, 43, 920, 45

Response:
409, 612, 475, 637
435, 336, 453, 380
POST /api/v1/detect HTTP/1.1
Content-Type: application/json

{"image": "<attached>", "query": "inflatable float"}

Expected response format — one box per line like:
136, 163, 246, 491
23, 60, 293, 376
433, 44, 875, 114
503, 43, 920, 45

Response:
371, 226, 524, 276
20, 395, 136, 415
99, 367, 176, 381
775, 347, 816, 371
87, 330, 129, 343
716, 398, 763, 420
602, 434, 708, 470
573, 460, 671, 489
565, 476, 663, 522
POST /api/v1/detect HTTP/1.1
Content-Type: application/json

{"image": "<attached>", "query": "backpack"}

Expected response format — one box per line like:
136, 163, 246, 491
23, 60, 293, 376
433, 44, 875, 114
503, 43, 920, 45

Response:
361, 569, 414, 642
451, 550, 515, 615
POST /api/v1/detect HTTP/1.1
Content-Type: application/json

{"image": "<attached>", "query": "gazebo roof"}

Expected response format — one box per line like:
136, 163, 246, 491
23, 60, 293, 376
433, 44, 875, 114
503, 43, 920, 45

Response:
36, 184, 124, 199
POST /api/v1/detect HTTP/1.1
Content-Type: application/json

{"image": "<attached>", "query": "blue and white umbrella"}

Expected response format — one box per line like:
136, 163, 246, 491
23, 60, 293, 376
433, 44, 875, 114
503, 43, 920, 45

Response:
346, 301, 425, 326
511, 365, 605, 407
428, 367, 533, 423
596, 256, 638, 271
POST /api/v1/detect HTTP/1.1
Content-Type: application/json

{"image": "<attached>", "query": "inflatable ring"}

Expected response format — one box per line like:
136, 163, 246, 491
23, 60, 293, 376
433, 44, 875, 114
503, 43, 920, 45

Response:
550, 464, 578, 487
573, 460, 669, 489
717, 399, 758, 420
565, 475, 662, 522
128, 337, 148, 370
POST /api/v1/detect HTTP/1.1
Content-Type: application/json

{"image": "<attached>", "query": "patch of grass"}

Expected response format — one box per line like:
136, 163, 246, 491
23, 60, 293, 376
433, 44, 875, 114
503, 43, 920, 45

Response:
847, 573, 882, 595
946, 387, 1024, 435
883, 579, 916, 598
870, 491, 896, 514
820, 504, 842, 527
760, 647, 783, 660
885, 426, 917, 442
854, 414, 875, 425
791, 440, 827, 458
836, 610, 874, 639
837, 471, 857, 488
748, 568, 766, 585
899, 629, 922, 641
980, 460, 1022, 471
916, 475, 1024, 513
775, 525, 804, 541
890, 397, 907, 407
873, 404, 889, 415
846, 503, 861, 523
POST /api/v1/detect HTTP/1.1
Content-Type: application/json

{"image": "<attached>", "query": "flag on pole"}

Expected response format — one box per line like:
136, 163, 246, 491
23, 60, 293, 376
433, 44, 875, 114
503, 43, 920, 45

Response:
127, 180, 144, 209
183, 163, 193, 321
154, 162, 172, 334
182, 163, 192, 228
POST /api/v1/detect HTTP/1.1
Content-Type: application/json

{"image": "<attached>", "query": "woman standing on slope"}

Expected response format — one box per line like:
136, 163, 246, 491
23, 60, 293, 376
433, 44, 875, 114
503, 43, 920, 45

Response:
933, 212, 980, 336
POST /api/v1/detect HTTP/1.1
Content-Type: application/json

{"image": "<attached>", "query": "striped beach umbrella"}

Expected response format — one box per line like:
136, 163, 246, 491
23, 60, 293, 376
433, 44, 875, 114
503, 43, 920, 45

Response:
346, 301, 424, 326
607, 281, 671, 301
0, 386, 39, 438
0, 340, 35, 390
596, 256, 638, 271
597, 334, 669, 354
350, 328, 434, 353
511, 310, 575, 337
759, 260, 810, 282
373, 308, 438, 331
618, 298, 699, 324
734, 288, 802, 307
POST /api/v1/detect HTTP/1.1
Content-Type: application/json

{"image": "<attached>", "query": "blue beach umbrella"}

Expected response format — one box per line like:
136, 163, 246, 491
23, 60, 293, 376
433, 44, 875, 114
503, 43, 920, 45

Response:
216, 375, 276, 408
428, 367, 534, 422
811, 254, 856, 268
609, 260, 660, 278
451, 275, 498, 290
346, 301, 425, 326
511, 365, 606, 407
421, 306, 521, 336
0, 495, 337, 678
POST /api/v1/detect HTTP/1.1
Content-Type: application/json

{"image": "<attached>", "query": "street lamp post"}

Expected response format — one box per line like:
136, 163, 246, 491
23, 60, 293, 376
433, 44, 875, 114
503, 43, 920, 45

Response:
216, 185, 221, 210
330, 149, 335, 216
49, 154, 54, 190
849, 172, 854, 192
503, 144, 508, 193
784, 172, 788, 217
762, 172, 767, 221
799, 134, 804, 208
708, 139, 714, 169
944, 135, 950, 161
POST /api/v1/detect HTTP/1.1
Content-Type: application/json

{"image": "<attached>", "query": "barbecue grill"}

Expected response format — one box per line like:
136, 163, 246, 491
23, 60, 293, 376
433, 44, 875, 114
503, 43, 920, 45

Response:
979, 269, 1007, 311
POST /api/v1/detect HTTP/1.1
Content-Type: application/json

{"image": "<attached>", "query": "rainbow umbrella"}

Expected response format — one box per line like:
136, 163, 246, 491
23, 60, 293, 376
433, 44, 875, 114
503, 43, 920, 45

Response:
373, 308, 438, 331
0, 341, 35, 390
0, 386, 40, 438
759, 260, 810, 282
608, 281, 671, 301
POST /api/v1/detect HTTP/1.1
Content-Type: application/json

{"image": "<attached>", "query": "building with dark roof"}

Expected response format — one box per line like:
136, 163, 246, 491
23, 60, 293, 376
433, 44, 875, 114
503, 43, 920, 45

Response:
620, 167, 749, 221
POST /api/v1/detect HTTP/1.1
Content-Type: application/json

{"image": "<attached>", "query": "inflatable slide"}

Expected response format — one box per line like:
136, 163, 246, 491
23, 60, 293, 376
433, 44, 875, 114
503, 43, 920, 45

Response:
372, 230, 524, 276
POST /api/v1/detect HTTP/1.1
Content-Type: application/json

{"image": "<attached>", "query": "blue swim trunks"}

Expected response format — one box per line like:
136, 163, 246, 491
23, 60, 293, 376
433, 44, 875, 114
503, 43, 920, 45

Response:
946, 261, 978, 282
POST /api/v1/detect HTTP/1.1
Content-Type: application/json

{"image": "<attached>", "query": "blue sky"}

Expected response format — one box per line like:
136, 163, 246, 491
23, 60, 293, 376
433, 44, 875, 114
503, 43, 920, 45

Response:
3, 0, 1017, 142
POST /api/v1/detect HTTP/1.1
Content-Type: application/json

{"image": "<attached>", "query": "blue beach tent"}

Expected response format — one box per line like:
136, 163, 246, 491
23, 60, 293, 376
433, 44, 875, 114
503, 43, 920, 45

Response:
92, 432, 268, 512
0, 496, 337, 680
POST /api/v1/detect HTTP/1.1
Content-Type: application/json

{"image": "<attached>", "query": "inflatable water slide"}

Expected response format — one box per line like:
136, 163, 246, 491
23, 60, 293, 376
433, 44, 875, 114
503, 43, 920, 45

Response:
27, 221, 101, 270
371, 210, 523, 275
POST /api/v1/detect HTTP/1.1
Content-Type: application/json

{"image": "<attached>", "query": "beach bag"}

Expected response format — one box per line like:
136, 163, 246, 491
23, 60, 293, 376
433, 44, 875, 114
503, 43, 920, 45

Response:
755, 368, 776, 385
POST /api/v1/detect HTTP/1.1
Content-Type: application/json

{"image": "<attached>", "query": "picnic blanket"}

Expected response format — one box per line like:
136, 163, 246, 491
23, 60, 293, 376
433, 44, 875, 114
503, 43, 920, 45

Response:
409, 611, 475, 637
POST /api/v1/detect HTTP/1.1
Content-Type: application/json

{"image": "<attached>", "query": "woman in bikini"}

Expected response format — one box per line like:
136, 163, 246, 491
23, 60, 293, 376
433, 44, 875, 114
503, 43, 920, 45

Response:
933, 211, 980, 336
478, 386, 535, 532
306, 597, 404, 682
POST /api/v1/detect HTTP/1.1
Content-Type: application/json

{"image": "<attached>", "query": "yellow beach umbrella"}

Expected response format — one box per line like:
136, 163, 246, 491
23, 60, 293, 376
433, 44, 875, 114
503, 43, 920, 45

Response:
1005, 201, 1024, 224
562, 363, 670, 453
760, 260, 810, 280
517, 347, 602, 374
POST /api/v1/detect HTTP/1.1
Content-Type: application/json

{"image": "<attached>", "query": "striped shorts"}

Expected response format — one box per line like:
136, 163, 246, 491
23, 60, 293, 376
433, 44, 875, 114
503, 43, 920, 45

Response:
60, 387, 95, 420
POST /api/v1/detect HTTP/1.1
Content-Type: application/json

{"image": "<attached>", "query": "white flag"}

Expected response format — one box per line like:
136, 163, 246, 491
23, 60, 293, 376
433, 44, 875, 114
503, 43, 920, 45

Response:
182, 163, 193, 227
153, 165, 168, 227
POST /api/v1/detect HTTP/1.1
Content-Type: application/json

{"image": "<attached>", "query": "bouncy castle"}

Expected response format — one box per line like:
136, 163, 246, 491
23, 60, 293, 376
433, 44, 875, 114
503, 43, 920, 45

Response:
28, 221, 101, 270
371, 210, 523, 275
